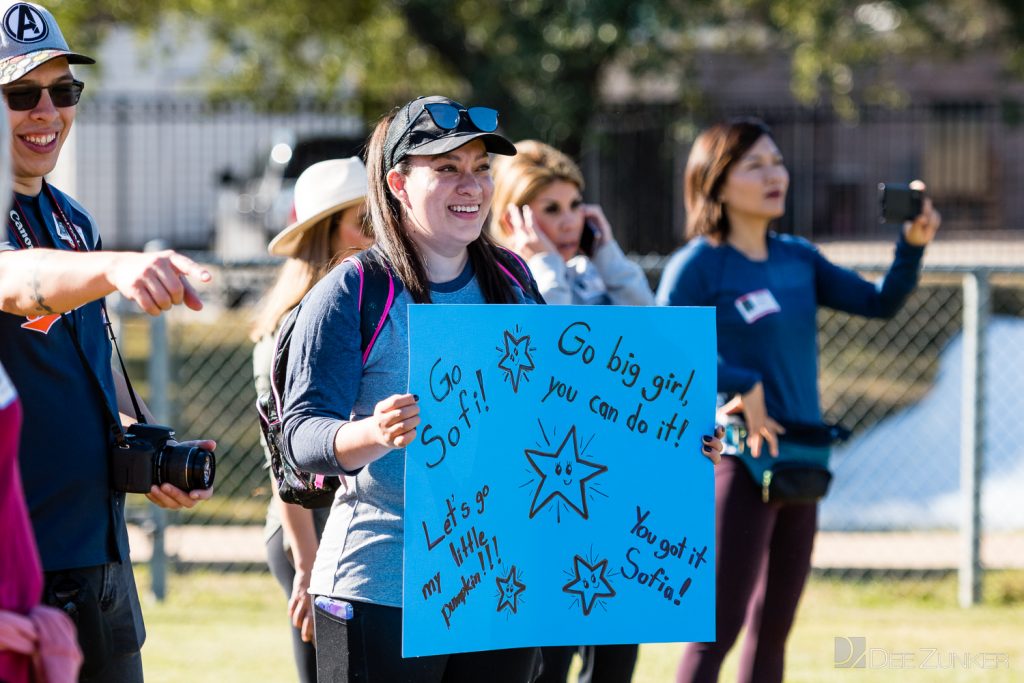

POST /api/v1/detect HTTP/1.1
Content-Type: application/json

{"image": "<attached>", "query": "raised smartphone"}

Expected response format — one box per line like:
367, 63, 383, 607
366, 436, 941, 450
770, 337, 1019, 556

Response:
878, 183, 924, 223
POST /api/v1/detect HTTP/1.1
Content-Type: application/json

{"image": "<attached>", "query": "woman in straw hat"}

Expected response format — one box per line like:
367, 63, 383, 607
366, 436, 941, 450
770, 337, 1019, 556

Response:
251, 156, 372, 683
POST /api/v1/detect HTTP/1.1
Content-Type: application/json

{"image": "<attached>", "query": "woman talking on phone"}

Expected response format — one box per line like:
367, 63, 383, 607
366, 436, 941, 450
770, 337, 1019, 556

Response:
657, 118, 940, 683
490, 140, 653, 308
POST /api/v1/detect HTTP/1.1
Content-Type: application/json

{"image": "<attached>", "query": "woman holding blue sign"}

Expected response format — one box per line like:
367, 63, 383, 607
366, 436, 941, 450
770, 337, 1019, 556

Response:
657, 118, 941, 683
492, 140, 725, 683
281, 96, 545, 682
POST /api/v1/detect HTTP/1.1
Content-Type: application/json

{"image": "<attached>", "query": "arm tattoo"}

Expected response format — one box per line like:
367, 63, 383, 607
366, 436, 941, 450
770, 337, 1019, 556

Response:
28, 252, 55, 315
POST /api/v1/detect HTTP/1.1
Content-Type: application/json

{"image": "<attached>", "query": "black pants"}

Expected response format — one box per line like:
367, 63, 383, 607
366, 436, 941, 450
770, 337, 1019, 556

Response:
266, 528, 317, 683
537, 645, 638, 683
313, 597, 540, 682
42, 562, 145, 683
678, 457, 816, 683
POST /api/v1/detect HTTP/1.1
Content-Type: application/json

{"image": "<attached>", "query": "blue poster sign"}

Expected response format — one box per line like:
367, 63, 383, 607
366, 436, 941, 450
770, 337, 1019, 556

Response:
404, 305, 716, 656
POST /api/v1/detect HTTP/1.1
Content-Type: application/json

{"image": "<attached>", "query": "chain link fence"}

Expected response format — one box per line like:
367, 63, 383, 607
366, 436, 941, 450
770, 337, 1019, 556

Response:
117, 258, 1024, 604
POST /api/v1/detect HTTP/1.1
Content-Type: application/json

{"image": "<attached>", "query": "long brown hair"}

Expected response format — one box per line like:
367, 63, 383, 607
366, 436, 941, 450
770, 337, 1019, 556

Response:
684, 118, 773, 242
365, 112, 518, 304
250, 215, 349, 341
489, 139, 584, 246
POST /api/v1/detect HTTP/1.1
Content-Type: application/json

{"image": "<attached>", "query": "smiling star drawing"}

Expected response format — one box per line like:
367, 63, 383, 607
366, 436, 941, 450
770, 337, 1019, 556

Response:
495, 565, 527, 614
497, 329, 535, 392
524, 426, 607, 520
563, 555, 616, 616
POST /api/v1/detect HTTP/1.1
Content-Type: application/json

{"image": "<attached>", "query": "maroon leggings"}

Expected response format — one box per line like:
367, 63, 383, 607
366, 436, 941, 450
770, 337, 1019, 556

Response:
677, 457, 817, 683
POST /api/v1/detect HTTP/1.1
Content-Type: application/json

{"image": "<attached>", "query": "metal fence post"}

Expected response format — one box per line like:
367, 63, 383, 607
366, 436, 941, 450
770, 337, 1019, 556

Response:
115, 99, 130, 246
145, 239, 170, 601
959, 269, 988, 607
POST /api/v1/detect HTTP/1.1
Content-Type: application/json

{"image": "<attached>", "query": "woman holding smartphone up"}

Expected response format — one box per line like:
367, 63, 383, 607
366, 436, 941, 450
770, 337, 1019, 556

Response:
657, 118, 940, 683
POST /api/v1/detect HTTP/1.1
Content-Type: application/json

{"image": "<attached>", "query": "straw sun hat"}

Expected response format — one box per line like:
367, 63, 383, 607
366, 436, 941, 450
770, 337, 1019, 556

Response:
268, 157, 368, 257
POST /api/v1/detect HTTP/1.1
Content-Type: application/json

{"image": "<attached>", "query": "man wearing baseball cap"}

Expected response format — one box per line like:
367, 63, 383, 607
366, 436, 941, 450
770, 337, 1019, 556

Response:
0, 3, 216, 681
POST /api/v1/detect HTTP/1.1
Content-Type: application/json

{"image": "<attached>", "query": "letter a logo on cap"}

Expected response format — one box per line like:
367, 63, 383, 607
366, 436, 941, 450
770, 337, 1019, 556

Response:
3, 4, 49, 44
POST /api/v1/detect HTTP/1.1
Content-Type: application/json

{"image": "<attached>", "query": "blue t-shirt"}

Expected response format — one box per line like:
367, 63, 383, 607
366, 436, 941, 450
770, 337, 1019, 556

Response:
655, 233, 924, 424
0, 186, 127, 571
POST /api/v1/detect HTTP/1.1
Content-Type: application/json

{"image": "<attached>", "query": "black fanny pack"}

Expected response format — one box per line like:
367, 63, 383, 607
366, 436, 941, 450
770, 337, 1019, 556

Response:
724, 420, 850, 504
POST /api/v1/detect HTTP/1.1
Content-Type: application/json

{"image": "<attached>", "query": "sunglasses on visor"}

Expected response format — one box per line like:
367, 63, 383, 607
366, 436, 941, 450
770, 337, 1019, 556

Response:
422, 103, 498, 131
3, 80, 85, 111
394, 103, 499, 142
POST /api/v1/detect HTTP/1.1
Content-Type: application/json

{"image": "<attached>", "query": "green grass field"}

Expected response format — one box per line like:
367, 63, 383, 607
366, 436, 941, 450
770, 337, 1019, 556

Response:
137, 569, 1022, 682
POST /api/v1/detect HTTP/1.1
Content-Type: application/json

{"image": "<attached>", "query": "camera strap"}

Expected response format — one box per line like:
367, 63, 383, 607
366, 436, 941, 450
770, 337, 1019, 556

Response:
60, 301, 147, 446
101, 303, 146, 425
8, 183, 146, 443
7, 181, 87, 252
61, 311, 129, 446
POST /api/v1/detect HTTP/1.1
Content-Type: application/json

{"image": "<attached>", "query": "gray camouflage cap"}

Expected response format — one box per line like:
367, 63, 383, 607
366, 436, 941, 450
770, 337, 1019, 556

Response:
0, 1, 93, 85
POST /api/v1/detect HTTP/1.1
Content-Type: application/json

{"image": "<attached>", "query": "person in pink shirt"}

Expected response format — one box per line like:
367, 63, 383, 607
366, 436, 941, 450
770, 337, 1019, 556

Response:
0, 363, 81, 682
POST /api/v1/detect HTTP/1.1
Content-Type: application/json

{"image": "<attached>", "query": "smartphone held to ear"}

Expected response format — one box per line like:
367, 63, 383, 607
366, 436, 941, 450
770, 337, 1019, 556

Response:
579, 219, 599, 257
878, 183, 924, 223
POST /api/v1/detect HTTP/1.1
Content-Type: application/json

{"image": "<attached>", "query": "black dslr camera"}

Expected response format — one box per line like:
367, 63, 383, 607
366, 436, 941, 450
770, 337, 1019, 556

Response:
110, 423, 215, 493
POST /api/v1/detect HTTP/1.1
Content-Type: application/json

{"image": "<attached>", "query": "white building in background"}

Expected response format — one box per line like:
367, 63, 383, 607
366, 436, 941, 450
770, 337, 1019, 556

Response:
56, 22, 362, 253
53, 22, 213, 197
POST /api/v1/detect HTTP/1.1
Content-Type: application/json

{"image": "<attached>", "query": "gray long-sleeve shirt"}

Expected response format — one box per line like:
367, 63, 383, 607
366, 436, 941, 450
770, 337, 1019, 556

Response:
282, 258, 537, 606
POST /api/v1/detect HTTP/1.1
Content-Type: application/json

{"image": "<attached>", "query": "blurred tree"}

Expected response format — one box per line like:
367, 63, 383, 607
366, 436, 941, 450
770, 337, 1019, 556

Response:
50, 0, 1024, 153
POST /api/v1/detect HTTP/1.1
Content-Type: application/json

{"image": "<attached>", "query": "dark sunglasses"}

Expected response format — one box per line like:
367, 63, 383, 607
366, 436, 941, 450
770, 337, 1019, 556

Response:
3, 79, 85, 111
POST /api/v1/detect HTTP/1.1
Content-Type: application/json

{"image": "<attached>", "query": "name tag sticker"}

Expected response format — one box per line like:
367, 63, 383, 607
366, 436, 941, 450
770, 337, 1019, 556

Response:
734, 289, 781, 324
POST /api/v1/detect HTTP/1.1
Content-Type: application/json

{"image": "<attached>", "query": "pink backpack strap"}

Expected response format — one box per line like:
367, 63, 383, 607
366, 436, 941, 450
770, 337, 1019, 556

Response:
343, 255, 366, 310
342, 252, 398, 366
495, 246, 529, 291
362, 264, 395, 366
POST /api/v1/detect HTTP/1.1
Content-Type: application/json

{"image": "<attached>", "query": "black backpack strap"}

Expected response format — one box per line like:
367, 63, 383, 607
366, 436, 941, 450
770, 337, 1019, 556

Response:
348, 248, 404, 363
494, 246, 546, 304
268, 305, 301, 418
271, 247, 400, 416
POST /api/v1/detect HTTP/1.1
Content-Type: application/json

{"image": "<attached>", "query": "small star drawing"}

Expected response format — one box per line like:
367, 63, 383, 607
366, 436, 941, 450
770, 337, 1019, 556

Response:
524, 426, 607, 520
495, 566, 527, 614
563, 555, 616, 616
497, 329, 535, 392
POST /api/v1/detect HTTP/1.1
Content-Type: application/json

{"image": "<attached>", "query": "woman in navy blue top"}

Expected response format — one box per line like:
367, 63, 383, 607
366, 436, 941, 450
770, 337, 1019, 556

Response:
657, 118, 940, 683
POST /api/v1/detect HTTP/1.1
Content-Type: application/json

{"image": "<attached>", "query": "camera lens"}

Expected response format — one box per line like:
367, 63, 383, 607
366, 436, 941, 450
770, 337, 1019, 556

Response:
157, 444, 216, 491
